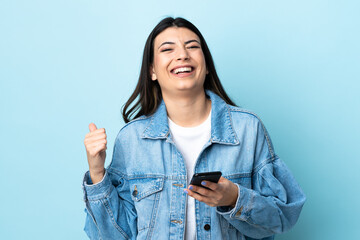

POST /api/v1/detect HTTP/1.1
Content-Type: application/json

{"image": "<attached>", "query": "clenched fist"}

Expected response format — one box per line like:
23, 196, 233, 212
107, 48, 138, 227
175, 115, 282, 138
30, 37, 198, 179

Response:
84, 123, 107, 184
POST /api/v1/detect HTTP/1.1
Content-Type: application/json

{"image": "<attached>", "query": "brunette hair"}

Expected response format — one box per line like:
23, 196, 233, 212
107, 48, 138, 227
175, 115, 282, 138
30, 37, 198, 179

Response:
122, 17, 236, 123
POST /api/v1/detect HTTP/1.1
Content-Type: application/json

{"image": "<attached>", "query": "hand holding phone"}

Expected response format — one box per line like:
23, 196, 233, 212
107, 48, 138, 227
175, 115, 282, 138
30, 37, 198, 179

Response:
186, 171, 238, 208
190, 171, 222, 188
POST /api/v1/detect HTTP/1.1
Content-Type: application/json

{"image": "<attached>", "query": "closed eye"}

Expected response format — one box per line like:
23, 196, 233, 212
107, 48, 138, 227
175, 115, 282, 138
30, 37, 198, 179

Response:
160, 48, 172, 52
188, 46, 200, 49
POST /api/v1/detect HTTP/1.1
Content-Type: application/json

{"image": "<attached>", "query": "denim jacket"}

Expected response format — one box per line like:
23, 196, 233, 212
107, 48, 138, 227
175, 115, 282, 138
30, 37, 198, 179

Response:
82, 90, 306, 240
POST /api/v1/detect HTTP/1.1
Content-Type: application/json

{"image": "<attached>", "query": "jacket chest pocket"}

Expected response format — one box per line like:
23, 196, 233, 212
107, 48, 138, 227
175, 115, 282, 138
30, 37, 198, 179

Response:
129, 176, 164, 232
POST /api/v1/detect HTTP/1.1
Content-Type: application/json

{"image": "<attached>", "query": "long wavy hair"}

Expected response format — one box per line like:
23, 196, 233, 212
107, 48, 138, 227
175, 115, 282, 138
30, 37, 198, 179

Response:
122, 17, 236, 123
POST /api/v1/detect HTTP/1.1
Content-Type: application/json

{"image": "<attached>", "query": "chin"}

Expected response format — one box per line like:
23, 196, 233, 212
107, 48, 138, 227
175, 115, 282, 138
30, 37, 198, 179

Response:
175, 84, 204, 93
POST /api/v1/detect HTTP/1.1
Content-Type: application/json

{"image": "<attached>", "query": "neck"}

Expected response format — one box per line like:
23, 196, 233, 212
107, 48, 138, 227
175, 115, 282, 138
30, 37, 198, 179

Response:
163, 90, 211, 127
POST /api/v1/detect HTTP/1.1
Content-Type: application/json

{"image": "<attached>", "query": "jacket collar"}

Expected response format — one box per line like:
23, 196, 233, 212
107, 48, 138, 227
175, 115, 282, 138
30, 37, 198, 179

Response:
142, 90, 239, 145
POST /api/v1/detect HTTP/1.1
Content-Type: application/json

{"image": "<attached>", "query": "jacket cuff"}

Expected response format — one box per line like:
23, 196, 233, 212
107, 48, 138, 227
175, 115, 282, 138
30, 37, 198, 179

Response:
215, 183, 251, 221
82, 170, 112, 201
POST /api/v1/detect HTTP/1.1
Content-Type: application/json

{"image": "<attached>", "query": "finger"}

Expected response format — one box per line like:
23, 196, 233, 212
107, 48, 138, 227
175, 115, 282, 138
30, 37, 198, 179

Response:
188, 185, 214, 197
84, 135, 107, 145
86, 138, 107, 147
85, 128, 106, 138
85, 140, 107, 152
89, 144, 107, 156
89, 123, 97, 132
85, 133, 107, 143
185, 189, 217, 207
199, 180, 219, 191
184, 188, 211, 204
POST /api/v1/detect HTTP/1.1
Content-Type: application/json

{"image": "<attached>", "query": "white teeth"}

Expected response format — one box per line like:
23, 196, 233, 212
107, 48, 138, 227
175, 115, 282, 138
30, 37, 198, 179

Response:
174, 67, 192, 74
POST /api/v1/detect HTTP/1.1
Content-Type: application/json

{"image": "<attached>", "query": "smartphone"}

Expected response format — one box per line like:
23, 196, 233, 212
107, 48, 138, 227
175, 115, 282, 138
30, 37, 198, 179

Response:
190, 171, 222, 188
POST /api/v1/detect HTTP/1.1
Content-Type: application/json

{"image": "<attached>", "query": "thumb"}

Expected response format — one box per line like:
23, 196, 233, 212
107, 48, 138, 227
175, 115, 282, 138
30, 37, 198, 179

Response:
89, 123, 97, 132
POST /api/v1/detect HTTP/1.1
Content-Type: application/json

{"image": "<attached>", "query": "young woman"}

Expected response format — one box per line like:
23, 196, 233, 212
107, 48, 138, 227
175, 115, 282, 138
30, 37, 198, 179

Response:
82, 17, 306, 240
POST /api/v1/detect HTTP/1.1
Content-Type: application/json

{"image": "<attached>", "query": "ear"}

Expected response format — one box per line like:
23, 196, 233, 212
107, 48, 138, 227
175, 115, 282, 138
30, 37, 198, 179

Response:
150, 66, 157, 81
206, 68, 209, 74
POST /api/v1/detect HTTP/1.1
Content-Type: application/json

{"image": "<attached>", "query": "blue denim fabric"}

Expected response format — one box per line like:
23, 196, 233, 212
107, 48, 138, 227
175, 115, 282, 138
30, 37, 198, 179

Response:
82, 90, 306, 240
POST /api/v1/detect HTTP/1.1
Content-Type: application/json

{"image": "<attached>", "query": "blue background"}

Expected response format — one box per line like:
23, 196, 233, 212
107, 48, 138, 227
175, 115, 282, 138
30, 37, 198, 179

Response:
1, 0, 359, 239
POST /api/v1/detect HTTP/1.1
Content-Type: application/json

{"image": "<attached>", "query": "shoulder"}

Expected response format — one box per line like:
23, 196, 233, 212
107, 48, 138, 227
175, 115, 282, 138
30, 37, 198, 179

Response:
227, 105, 272, 144
228, 104, 276, 158
114, 115, 152, 142
227, 105, 263, 126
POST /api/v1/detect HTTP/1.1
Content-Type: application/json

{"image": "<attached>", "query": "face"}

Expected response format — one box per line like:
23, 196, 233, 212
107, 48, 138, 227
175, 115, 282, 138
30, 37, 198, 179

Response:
151, 27, 208, 96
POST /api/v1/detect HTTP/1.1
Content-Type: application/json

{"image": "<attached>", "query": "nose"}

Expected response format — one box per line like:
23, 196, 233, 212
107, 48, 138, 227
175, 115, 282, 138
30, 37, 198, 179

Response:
176, 47, 189, 61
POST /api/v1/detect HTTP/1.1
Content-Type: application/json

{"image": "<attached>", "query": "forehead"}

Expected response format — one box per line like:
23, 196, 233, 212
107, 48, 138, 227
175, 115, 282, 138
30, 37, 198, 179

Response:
154, 27, 200, 47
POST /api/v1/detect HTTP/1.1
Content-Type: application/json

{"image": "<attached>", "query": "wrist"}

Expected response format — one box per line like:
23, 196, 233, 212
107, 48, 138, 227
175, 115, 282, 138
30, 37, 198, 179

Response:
230, 183, 239, 208
89, 168, 105, 184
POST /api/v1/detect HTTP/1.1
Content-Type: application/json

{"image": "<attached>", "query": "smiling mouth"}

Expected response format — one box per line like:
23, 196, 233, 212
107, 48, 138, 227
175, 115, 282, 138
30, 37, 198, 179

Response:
171, 67, 195, 75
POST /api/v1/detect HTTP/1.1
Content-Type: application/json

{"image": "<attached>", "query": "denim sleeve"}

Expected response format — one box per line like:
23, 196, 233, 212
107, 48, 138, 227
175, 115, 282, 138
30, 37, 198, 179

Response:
82, 140, 137, 239
216, 119, 306, 239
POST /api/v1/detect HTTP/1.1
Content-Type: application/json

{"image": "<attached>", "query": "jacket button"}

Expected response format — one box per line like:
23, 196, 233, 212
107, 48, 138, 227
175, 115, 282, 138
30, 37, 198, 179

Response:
132, 185, 138, 197
204, 224, 210, 231
132, 190, 138, 197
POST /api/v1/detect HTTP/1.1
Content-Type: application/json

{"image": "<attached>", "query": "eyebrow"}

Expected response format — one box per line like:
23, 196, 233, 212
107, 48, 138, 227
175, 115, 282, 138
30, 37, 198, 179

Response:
158, 39, 200, 49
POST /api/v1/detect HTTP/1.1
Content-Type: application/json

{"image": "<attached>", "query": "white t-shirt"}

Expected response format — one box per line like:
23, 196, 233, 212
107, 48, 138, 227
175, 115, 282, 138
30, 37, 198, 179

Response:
168, 111, 211, 240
